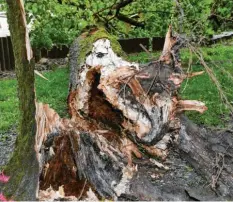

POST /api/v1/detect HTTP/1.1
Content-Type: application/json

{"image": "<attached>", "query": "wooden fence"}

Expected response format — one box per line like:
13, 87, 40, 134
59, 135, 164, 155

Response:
0, 37, 165, 71
0, 36, 15, 71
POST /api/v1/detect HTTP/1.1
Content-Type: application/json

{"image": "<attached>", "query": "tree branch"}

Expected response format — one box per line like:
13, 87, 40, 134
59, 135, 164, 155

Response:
113, 0, 134, 14
113, 0, 145, 28
93, 0, 144, 28
116, 13, 145, 28
173, 0, 184, 33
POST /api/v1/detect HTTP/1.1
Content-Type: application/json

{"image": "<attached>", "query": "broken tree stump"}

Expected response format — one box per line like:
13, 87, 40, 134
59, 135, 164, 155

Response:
32, 26, 233, 201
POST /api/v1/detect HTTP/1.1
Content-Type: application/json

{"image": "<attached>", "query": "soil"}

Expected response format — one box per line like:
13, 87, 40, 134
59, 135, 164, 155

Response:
0, 58, 68, 80
0, 126, 17, 168
0, 71, 16, 79
35, 58, 68, 71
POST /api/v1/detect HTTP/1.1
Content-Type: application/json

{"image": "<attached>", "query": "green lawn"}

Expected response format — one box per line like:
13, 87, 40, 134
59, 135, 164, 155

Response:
35, 68, 69, 117
0, 79, 19, 133
181, 45, 233, 126
0, 44, 233, 133
0, 68, 69, 133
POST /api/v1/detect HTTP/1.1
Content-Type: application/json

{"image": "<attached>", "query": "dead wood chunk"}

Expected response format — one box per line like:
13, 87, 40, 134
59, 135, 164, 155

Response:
35, 27, 219, 201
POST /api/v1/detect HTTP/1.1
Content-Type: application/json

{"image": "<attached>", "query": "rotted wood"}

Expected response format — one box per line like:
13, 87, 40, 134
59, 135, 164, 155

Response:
34, 26, 233, 201
36, 107, 233, 201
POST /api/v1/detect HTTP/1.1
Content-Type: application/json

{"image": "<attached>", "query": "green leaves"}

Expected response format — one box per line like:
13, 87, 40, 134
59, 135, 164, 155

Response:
26, 0, 79, 49
23, 0, 233, 49
78, 19, 88, 30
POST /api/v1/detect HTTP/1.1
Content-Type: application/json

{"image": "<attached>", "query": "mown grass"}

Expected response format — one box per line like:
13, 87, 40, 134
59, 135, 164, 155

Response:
127, 52, 161, 63
0, 79, 19, 133
0, 44, 233, 133
0, 68, 69, 133
35, 68, 69, 117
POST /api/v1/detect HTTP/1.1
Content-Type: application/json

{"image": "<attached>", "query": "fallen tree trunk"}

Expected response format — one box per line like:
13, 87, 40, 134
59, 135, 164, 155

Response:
179, 116, 233, 200
18, 26, 233, 201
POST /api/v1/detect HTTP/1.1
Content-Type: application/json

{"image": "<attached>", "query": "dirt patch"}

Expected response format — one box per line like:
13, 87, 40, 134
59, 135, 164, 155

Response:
0, 71, 16, 80
0, 127, 17, 167
35, 58, 68, 71
0, 58, 68, 80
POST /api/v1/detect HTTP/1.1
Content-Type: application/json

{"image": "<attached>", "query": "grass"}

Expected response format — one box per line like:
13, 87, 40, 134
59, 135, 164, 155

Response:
0, 68, 69, 133
0, 79, 18, 133
1, 44, 233, 133
35, 68, 69, 117
180, 45, 233, 126
127, 52, 161, 63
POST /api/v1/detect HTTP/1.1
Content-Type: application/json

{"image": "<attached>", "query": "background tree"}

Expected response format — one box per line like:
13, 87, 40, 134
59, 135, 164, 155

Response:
24, 0, 174, 49
209, 0, 233, 31
2, 0, 232, 49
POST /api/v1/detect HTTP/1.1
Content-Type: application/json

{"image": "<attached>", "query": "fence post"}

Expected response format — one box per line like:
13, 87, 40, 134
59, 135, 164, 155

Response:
0, 37, 6, 71
4, 37, 11, 70
8, 36, 15, 70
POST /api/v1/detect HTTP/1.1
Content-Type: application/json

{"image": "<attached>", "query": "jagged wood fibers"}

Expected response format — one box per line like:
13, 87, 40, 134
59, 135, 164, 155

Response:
34, 27, 233, 201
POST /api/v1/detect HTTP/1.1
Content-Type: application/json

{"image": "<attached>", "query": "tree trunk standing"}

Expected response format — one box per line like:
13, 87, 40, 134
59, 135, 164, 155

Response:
2, 0, 39, 200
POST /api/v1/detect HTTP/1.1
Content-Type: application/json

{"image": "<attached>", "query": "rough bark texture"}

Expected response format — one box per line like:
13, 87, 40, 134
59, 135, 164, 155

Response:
2, 0, 39, 200
179, 116, 233, 200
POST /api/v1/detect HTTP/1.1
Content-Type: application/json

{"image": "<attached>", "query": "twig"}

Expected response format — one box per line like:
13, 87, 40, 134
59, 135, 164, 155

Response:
211, 153, 225, 190
77, 179, 87, 200
173, 0, 184, 33
181, 47, 193, 93
139, 43, 151, 56
114, 0, 134, 14
188, 44, 233, 112
116, 13, 145, 28
93, 0, 118, 17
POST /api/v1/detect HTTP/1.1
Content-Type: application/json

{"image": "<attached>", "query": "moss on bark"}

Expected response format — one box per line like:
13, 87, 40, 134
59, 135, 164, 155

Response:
3, 0, 39, 200
77, 27, 127, 66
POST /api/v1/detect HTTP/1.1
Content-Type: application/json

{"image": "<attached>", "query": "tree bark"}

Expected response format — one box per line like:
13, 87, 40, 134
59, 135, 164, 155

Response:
2, 0, 39, 200
179, 116, 233, 200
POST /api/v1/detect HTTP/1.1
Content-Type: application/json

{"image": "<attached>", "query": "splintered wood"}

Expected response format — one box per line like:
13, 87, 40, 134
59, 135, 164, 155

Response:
68, 26, 206, 149
36, 27, 207, 201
